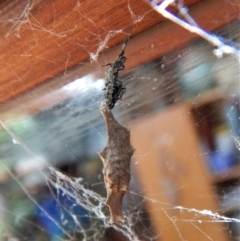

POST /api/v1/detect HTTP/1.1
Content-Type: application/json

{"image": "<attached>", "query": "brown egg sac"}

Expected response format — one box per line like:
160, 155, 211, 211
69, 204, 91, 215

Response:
98, 101, 135, 223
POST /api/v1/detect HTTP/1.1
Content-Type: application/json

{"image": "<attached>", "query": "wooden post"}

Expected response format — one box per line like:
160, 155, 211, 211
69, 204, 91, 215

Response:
130, 103, 229, 241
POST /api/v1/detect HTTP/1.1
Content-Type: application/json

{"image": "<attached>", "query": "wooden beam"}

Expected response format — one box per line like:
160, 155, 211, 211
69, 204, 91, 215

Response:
0, 0, 239, 115
0, 0, 164, 104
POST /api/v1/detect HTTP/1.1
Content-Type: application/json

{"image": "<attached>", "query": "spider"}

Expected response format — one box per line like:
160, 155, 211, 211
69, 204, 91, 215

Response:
103, 36, 129, 109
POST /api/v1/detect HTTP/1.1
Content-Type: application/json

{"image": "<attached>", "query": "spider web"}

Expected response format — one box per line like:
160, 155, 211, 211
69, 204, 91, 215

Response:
0, 0, 239, 241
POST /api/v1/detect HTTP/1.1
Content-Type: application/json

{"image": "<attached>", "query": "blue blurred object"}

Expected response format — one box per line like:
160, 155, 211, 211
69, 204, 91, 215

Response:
208, 123, 237, 173
36, 189, 90, 241
209, 151, 236, 173
36, 197, 63, 240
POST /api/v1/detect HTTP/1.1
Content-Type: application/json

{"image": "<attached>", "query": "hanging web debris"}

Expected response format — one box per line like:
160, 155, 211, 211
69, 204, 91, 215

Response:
103, 36, 129, 109
99, 37, 135, 223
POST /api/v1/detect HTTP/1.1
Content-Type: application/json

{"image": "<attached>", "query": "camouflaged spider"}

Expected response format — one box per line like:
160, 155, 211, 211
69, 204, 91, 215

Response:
103, 36, 129, 109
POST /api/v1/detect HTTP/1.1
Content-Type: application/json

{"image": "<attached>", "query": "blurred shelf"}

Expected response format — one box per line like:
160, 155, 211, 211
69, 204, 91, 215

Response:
211, 165, 240, 184
187, 88, 226, 108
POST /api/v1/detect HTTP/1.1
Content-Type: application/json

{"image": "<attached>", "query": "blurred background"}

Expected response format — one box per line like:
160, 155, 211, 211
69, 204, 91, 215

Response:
0, 0, 239, 241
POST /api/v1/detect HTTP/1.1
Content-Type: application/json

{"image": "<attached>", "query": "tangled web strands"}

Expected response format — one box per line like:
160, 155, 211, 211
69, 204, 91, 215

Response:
47, 167, 141, 241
